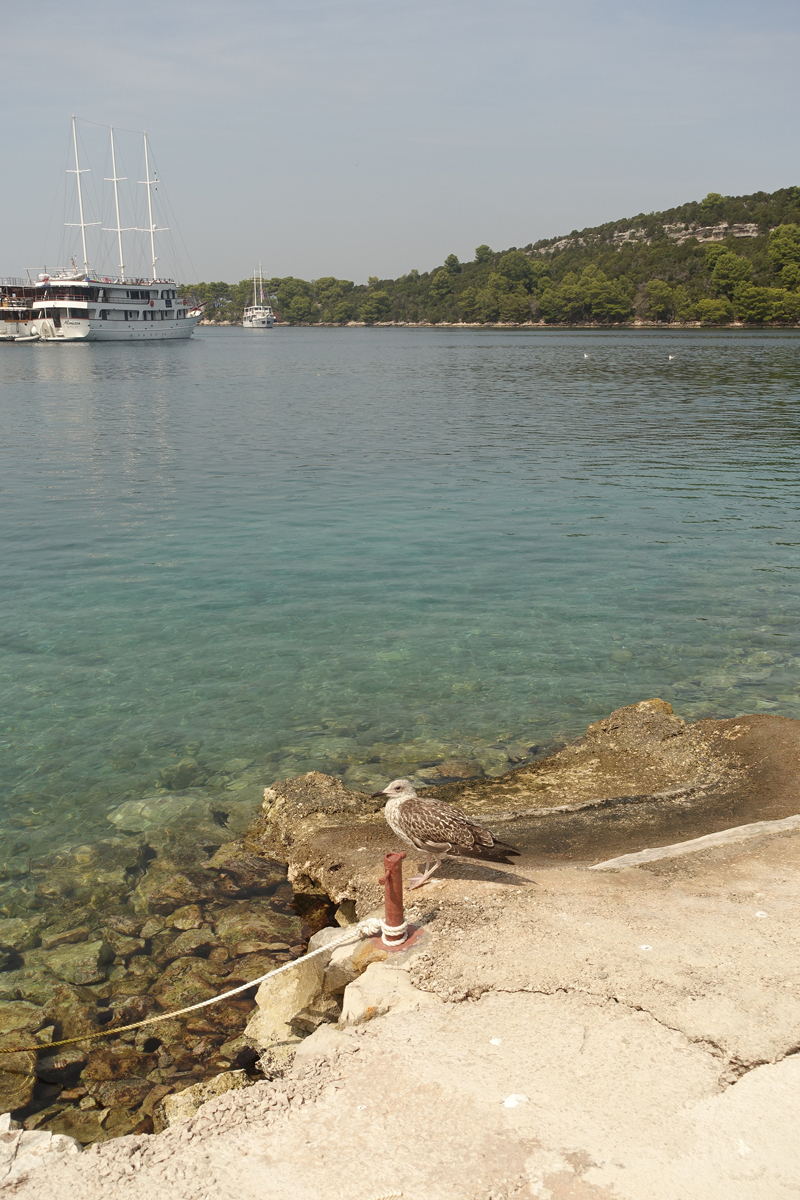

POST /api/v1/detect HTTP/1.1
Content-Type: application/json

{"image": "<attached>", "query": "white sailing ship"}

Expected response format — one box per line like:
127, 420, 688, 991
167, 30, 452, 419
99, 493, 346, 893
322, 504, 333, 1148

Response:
7, 118, 203, 343
242, 265, 274, 328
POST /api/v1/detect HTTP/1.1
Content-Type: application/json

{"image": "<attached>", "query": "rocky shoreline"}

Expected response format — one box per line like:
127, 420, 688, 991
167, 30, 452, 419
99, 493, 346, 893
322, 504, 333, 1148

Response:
0, 724, 548, 1144
2, 698, 799, 1198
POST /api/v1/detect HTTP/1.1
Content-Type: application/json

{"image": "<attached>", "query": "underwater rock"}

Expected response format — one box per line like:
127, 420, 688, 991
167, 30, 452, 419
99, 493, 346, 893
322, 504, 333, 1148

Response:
0, 1032, 36, 1111
108, 793, 211, 832
103, 929, 146, 959
158, 760, 206, 790
204, 841, 287, 896
36, 1045, 88, 1086
0, 916, 46, 953
44, 984, 100, 1039
166, 904, 204, 931
40, 926, 92, 952
158, 927, 219, 962
0, 967, 60, 1006
88, 1076, 152, 1111
422, 757, 485, 782
133, 864, 216, 915
0, 999, 46, 1037
41, 1107, 107, 1144
46, 939, 113, 987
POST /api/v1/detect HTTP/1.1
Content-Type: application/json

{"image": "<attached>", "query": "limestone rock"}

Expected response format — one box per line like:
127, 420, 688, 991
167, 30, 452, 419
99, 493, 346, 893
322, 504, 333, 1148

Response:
291, 1022, 347, 1067
43, 984, 99, 1038
244, 955, 324, 1051
322, 936, 387, 995
0, 1123, 81, 1186
157, 1069, 252, 1128
289, 994, 342, 1034
108, 792, 210, 832
340, 962, 440, 1025
41, 1107, 106, 1144
46, 939, 113, 986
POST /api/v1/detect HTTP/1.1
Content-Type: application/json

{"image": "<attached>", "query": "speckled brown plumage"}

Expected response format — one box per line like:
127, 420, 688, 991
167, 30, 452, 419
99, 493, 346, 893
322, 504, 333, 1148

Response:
372, 778, 520, 889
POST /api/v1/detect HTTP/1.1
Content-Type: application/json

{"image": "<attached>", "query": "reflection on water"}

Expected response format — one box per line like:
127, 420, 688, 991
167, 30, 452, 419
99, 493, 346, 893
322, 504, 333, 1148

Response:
2, 327, 800, 849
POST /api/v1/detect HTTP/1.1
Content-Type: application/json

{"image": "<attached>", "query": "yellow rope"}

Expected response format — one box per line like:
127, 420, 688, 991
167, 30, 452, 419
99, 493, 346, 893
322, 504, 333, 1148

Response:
0, 920, 377, 1057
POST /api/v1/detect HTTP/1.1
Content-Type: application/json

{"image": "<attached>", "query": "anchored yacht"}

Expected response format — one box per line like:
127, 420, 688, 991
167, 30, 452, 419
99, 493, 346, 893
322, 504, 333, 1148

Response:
9, 118, 203, 343
242, 265, 274, 328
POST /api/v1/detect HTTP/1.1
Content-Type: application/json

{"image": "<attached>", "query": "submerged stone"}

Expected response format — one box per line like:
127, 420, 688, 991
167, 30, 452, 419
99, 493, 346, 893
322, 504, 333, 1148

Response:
0, 1032, 36, 1111
46, 939, 113, 987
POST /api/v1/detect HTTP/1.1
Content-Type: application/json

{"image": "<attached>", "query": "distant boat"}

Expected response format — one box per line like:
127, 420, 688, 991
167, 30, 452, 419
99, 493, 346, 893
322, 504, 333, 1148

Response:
243, 264, 274, 329
5, 118, 203, 343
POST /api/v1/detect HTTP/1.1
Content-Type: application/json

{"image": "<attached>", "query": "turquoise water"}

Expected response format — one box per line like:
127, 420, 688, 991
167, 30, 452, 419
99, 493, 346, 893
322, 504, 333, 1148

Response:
2, 327, 800, 852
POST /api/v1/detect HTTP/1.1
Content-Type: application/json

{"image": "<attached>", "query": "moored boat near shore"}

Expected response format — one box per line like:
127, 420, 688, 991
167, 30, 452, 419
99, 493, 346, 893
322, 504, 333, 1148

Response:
2, 118, 203, 343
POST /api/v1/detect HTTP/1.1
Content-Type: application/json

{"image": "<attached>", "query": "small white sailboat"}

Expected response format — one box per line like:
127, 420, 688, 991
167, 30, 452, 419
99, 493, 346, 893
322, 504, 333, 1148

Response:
242, 264, 274, 328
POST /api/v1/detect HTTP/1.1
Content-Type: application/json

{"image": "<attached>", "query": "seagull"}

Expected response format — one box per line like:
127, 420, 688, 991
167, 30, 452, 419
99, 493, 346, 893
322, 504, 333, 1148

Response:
372, 778, 520, 889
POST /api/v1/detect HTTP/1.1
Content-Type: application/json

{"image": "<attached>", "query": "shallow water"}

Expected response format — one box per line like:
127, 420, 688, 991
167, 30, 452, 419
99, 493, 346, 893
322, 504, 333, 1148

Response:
2, 326, 800, 850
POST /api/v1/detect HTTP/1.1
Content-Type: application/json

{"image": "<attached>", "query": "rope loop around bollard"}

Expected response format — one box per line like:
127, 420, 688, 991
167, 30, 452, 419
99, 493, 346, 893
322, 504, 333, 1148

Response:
380, 919, 409, 947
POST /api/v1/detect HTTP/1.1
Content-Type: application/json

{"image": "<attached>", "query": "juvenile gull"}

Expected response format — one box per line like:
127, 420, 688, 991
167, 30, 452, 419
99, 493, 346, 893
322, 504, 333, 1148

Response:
372, 778, 520, 889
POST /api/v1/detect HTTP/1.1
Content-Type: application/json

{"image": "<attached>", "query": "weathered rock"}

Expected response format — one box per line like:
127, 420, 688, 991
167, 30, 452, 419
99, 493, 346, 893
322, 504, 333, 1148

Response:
156, 1069, 253, 1129
339, 963, 440, 1025
322, 936, 387, 994
46, 939, 113, 986
289, 994, 342, 1034
244, 955, 323, 1051
108, 792, 210, 832
0, 1032, 37, 1111
0, 1121, 82, 1186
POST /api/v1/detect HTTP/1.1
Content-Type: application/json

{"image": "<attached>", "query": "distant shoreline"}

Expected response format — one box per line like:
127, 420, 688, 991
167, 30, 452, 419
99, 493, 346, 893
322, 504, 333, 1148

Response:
199, 318, 800, 331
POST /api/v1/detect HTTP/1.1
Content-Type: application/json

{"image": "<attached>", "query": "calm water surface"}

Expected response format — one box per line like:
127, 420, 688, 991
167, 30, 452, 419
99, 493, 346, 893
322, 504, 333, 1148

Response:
2, 326, 800, 855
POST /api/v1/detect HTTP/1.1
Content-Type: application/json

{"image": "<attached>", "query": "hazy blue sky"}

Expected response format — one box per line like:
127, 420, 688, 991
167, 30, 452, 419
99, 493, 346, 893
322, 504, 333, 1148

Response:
2, 0, 798, 283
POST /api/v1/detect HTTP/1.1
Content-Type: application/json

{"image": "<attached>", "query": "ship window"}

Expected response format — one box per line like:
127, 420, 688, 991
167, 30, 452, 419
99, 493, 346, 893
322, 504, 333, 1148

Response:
69, 309, 85, 319
101, 310, 108, 320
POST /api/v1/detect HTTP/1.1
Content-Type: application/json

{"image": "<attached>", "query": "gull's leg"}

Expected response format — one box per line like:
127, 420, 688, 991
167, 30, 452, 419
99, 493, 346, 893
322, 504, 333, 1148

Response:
407, 855, 442, 890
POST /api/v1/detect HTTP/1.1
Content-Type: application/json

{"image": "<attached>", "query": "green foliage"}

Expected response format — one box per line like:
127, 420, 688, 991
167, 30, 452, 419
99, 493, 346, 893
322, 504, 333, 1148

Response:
710, 251, 752, 297
360, 290, 392, 324
181, 185, 800, 328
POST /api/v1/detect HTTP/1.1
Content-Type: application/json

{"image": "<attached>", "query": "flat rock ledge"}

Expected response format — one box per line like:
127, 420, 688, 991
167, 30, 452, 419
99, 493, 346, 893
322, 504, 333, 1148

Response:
243, 698, 800, 917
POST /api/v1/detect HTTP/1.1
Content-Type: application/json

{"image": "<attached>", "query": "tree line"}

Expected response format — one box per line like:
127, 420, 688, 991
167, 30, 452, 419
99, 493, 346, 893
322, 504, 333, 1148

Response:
179, 186, 800, 326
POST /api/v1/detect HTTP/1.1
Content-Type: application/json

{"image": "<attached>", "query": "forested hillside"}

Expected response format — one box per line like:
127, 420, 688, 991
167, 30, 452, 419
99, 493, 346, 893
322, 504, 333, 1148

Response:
181, 187, 800, 326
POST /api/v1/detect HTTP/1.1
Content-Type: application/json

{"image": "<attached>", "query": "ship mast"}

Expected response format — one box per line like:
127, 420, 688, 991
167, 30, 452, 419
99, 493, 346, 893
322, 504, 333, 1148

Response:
139, 132, 169, 282
253, 267, 257, 308
66, 115, 94, 275
105, 127, 127, 280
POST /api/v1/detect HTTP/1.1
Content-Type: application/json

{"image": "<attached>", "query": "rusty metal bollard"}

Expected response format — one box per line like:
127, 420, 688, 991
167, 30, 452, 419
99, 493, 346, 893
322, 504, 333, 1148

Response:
379, 851, 408, 946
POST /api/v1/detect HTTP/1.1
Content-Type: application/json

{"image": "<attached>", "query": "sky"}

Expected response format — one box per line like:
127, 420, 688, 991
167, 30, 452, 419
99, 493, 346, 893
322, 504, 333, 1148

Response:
2, 0, 799, 284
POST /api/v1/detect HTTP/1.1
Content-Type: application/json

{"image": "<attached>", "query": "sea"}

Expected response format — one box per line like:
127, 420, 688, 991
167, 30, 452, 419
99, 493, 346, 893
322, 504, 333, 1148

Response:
2, 325, 800, 870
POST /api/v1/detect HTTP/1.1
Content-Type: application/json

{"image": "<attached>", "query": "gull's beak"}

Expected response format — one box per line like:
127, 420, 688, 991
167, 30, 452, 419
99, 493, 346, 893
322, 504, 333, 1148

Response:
371, 789, 387, 799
